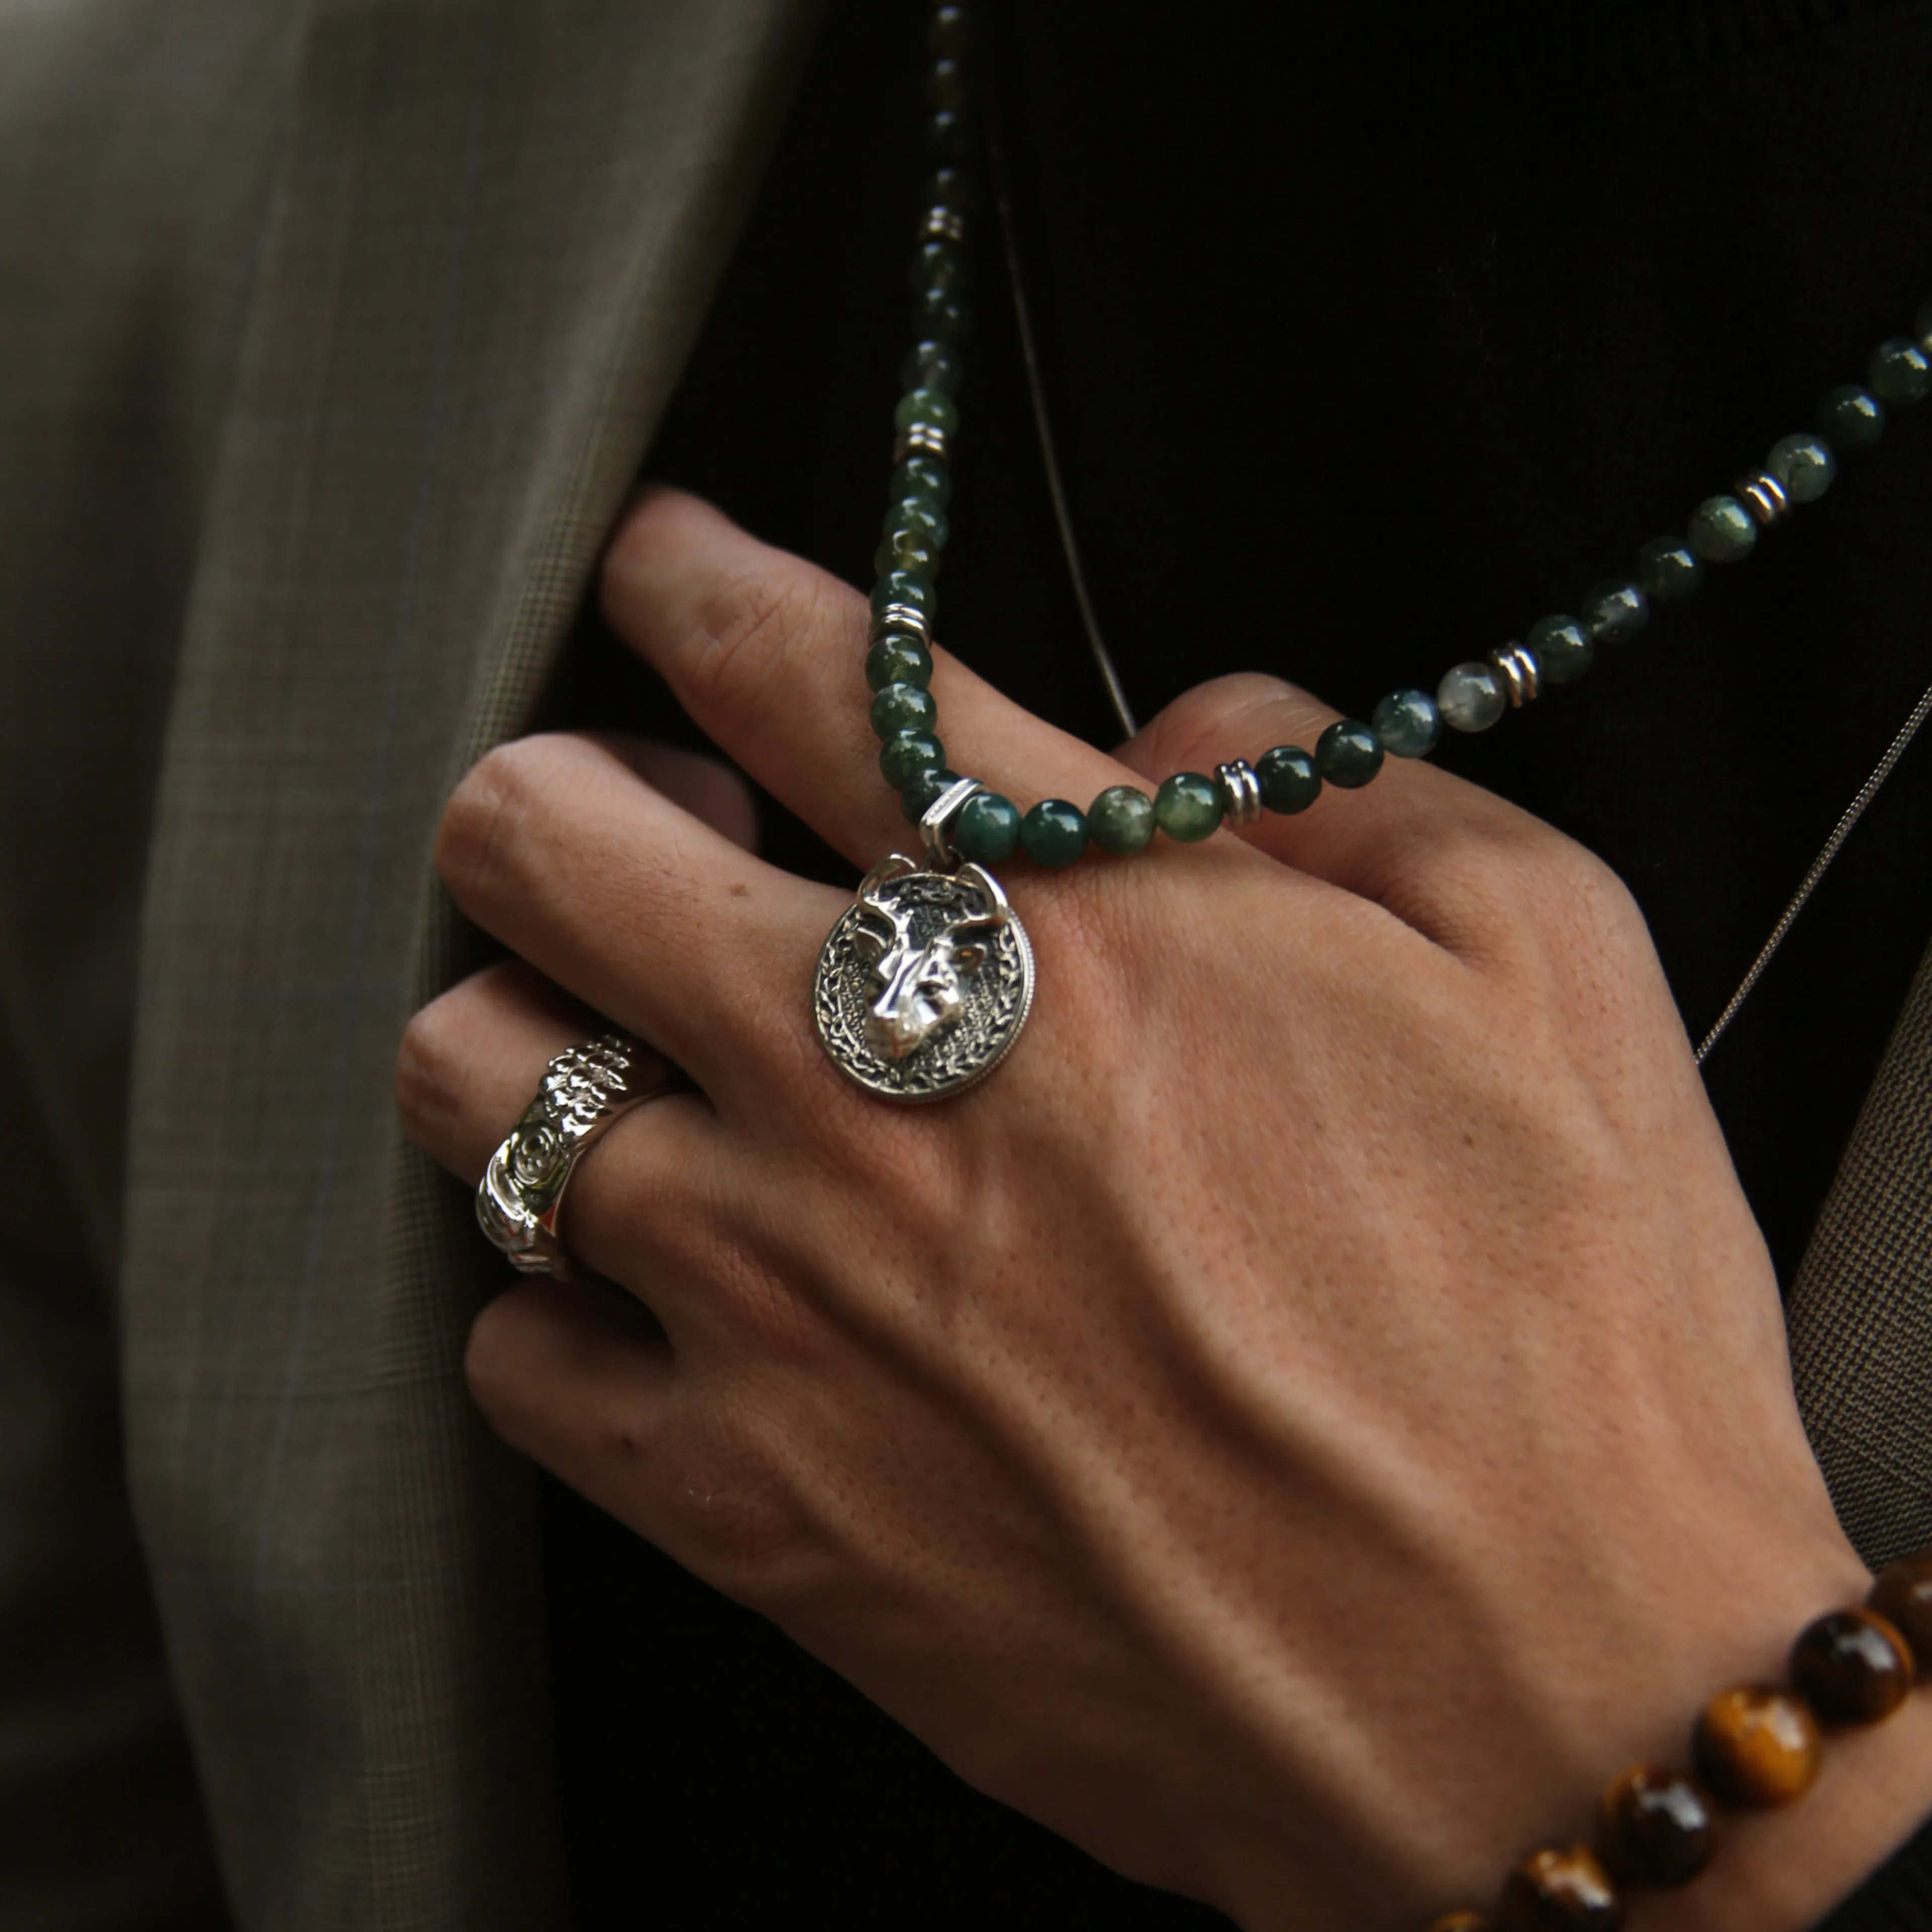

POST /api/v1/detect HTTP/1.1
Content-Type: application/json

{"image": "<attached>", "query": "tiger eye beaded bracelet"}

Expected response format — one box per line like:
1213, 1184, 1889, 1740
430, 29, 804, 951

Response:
865, 6, 1932, 872
1423, 1546, 1932, 1932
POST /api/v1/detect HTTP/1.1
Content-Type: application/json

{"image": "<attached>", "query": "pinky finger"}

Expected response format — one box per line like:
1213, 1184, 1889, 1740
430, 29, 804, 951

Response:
466, 1275, 674, 1510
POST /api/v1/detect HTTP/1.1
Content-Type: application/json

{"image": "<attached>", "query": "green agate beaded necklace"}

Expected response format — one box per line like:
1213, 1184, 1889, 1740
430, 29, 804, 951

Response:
810, 0, 1932, 1103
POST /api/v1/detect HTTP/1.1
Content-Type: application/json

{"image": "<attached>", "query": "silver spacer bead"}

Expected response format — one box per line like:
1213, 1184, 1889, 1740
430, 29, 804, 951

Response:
1215, 759, 1263, 829
1488, 642, 1541, 708
1735, 470, 1791, 527
917, 206, 966, 244
893, 422, 950, 465
869, 606, 931, 645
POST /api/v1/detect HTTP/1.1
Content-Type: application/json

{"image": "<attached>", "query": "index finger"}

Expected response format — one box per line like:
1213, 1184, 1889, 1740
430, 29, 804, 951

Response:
600, 488, 1133, 869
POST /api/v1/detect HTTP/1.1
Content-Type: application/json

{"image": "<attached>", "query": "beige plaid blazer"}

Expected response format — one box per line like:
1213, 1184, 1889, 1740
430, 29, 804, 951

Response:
0, 1, 1922, 1926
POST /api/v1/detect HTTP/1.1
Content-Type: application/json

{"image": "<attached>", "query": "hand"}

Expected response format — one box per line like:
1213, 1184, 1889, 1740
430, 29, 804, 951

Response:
397, 487, 1931, 1930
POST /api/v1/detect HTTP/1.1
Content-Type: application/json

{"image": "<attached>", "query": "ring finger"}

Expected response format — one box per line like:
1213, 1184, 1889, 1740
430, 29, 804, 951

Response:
396, 957, 740, 1332
434, 732, 845, 1106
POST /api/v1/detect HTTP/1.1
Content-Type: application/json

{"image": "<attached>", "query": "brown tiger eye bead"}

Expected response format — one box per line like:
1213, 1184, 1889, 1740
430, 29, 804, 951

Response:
1498, 1844, 1623, 1931
1426, 1913, 1495, 1932
1597, 1764, 1718, 1887
1868, 1550, 1932, 1678
1692, 1685, 1821, 1807
1791, 1607, 1914, 1725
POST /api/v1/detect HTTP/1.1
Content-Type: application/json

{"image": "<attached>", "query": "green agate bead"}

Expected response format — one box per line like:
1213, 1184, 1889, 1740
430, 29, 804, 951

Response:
909, 238, 967, 296
924, 109, 974, 165
928, 5, 972, 59
883, 497, 949, 546
1437, 663, 1506, 733
1088, 784, 1156, 853
889, 455, 952, 508
1767, 433, 1836, 504
895, 386, 959, 439
1818, 384, 1885, 451
954, 791, 1020, 864
900, 341, 962, 397
875, 531, 942, 580
1867, 338, 1931, 407
879, 730, 944, 788
911, 286, 973, 342
870, 682, 938, 739
1020, 799, 1088, 867
1527, 613, 1594, 685
871, 570, 936, 620
1371, 689, 1440, 758
1315, 719, 1384, 787
925, 167, 977, 218
925, 58, 967, 114
1155, 771, 1223, 841
1687, 496, 1756, 564
1256, 744, 1320, 812
901, 766, 958, 821
865, 633, 932, 692
1636, 537, 1705, 603
1581, 578, 1649, 646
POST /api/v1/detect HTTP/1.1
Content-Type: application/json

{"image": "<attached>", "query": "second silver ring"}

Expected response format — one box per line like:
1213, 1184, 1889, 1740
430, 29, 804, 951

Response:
474, 1031, 668, 1281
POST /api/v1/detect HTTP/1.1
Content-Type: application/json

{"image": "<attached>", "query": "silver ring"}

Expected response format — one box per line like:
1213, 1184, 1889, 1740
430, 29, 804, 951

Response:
474, 1032, 665, 1280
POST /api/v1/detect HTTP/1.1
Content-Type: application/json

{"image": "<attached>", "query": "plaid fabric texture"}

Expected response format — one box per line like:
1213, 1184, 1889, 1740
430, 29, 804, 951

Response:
1790, 934, 1932, 1570
118, 2, 813, 1923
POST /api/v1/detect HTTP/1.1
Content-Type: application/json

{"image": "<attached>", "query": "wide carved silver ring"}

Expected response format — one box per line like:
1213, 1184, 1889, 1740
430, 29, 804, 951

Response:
475, 1032, 662, 1280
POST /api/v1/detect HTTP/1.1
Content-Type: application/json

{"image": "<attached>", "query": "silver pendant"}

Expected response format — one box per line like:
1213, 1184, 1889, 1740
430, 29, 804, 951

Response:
814, 780, 1034, 1102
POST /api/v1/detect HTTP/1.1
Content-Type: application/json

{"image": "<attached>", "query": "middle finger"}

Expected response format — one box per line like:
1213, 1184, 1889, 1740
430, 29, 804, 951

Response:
435, 731, 841, 1102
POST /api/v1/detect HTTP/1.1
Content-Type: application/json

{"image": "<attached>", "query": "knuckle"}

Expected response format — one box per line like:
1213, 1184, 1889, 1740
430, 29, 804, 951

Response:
1525, 839, 1642, 956
658, 1404, 800, 1584
434, 737, 554, 902
462, 1297, 525, 1436
392, 999, 461, 1143
1439, 825, 1649, 987
1140, 671, 1315, 768
685, 567, 849, 721
1180, 669, 1303, 726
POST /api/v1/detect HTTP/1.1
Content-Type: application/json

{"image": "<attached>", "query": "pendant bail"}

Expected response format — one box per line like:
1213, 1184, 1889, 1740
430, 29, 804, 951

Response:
919, 775, 988, 870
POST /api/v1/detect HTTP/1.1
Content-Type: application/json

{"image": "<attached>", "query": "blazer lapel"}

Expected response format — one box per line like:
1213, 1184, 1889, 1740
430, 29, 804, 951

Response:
1789, 932, 1932, 1570
120, 2, 818, 1921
